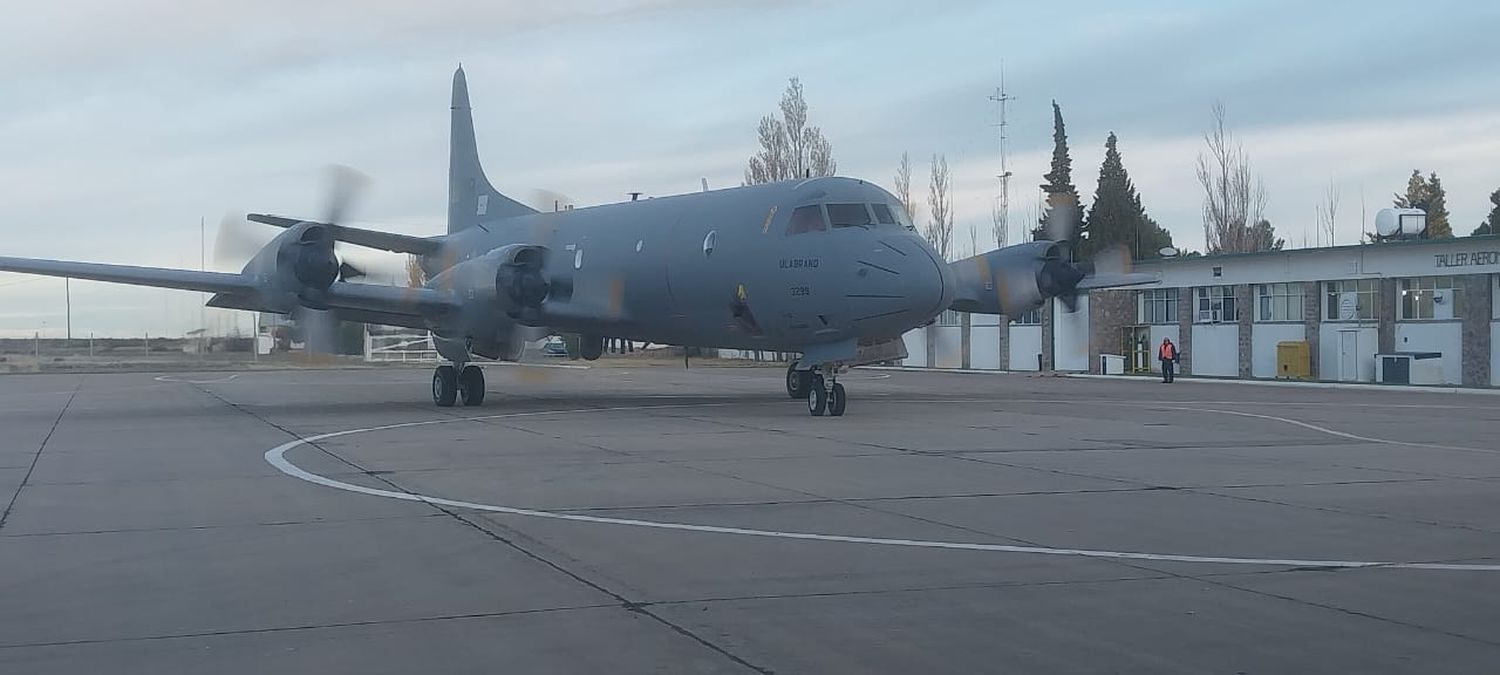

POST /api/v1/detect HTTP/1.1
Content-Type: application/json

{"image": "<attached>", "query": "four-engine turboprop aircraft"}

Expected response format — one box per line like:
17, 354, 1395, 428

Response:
0, 67, 1153, 416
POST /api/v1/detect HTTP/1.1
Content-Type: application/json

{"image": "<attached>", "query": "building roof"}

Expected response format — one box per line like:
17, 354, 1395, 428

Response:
1136, 233, 1500, 267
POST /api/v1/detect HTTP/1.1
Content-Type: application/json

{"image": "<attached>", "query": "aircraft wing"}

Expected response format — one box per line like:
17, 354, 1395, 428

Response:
1077, 272, 1158, 290
321, 282, 458, 317
0, 256, 256, 294
247, 214, 442, 255
1, 255, 459, 326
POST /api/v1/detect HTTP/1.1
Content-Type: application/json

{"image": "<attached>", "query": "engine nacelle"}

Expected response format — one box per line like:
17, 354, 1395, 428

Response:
427, 244, 551, 317
948, 241, 1063, 317
426, 244, 554, 361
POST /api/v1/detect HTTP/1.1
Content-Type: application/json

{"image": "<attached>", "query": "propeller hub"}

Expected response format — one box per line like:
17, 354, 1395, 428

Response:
293, 241, 340, 290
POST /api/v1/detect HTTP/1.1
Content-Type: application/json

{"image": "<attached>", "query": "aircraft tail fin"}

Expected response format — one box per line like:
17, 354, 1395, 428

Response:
449, 66, 536, 234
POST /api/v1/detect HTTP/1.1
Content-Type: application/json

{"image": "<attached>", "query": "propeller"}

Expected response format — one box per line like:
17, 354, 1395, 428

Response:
1038, 200, 1087, 312
212, 211, 275, 272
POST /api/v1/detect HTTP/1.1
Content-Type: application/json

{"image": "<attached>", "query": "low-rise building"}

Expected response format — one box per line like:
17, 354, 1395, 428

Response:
903, 234, 1500, 387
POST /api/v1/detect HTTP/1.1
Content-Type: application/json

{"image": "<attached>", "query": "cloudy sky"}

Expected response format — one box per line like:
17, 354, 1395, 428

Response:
2, 0, 1497, 337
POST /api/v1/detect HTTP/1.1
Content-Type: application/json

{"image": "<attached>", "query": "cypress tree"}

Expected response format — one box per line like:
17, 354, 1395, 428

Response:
1035, 101, 1083, 246
1080, 133, 1173, 260
1474, 188, 1499, 236
1392, 169, 1452, 238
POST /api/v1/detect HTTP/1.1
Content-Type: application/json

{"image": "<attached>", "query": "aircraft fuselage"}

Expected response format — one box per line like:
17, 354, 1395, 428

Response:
440, 176, 954, 352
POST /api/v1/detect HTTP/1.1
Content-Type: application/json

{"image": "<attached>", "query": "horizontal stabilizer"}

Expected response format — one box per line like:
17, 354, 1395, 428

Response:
1076, 272, 1158, 290
246, 214, 442, 255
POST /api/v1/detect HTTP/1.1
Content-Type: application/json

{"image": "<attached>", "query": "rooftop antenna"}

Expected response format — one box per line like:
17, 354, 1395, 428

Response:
988, 64, 1015, 249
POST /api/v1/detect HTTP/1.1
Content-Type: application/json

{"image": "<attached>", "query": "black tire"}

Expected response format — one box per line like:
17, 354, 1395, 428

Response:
786, 361, 810, 399
828, 382, 846, 417
432, 365, 458, 407
807, 375, 827, 416
581, 334, 604, 361
458, 365, 485, 407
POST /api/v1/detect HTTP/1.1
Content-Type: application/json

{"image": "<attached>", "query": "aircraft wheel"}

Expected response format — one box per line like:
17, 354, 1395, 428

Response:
433, 365, 458, 407
786, 361, 810, 399
807, 375, 828, 416
828, 382, 847, 417
458, 365, 485, 407
581, 334, 603, 361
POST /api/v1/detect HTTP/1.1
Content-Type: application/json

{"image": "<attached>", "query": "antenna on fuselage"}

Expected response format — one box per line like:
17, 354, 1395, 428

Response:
700, 178, 709, 193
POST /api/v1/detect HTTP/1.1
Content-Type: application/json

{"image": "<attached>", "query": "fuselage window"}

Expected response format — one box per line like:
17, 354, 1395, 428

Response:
786, 205, 828, 235
871, 203, 897, 226
827, 203, 874, 229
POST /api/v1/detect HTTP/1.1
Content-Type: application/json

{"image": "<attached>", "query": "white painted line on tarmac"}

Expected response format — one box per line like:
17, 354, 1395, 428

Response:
1159, 405, 1498, 455
264, 401, 1500, 573
153, 373, 243, 384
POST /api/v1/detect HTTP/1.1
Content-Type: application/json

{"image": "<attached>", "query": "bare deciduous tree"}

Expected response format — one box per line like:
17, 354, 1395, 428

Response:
1196, 101, 1270, 253
894, 151, 914, 222
925, 154, 954, 261
1316, 179, 1340, 247
745, 77, 836, 184
405, 254, 426, 288
991, 201, 1007, 249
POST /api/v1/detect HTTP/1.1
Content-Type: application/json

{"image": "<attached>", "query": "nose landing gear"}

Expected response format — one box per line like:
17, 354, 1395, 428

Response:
802, 365, 847, 417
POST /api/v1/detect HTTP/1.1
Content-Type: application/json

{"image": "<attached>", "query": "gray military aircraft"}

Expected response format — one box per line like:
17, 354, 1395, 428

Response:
0, 67, 1150, 416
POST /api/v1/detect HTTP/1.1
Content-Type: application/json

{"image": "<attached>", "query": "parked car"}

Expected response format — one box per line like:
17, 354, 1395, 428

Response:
540, 337, 569, 357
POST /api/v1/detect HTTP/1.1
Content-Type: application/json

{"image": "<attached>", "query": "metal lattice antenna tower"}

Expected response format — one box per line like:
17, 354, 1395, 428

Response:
988, 68, 1015, 248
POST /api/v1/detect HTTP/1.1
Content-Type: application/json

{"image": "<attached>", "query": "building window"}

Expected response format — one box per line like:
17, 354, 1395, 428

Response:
1399, 276, 1463, 320
1013, 308, 1042, 325
1195, 286, 1237, 323
1140, 288, 1178, 324
1324, 279, 1379, 321
1256, 283, 1304, 322
937, 309, 963, 326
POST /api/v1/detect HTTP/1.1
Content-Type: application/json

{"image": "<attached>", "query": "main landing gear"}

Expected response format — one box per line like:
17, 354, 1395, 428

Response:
433, 364, 485, 407
787, 360, 846, 417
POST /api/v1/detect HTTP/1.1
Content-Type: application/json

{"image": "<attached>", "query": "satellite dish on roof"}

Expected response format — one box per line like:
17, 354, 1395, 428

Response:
1158, 246, 1179, 257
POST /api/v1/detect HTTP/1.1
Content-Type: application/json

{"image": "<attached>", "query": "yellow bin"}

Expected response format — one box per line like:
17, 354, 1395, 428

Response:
1276, 341, 1310, 380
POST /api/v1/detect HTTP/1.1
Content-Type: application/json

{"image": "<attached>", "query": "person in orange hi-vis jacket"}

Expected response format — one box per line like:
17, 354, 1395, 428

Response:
1159, 337, 1179, 383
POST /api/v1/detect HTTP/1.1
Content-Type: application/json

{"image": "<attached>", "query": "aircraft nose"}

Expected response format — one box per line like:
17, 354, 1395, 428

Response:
850, 235, 953, 329
906, 236, 954, 320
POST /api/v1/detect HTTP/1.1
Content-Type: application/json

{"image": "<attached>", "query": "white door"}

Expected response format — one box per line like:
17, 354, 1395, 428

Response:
1338, 330, 1358, 382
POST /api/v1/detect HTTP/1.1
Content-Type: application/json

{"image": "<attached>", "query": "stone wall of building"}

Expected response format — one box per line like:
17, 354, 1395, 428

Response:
1177, 290, 1194, 374
1236, 284, 1253, 377
1304, 281, 1322, 378
1378, 278, 1397, 354
997, 315, 1010, 370
960, 313, 972, 369
1460, 274, 1493, 387
1040, 302, 1055, 371
1089, 289, 1138, 373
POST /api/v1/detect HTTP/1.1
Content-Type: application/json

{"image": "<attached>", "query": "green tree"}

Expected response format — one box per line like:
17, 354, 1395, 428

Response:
1249, 218, 1284, 251
1474, 187, 1499, 235
1392, 169, 1452, 238
1034, 101, 1083, 245
1080, 133, 1174, 260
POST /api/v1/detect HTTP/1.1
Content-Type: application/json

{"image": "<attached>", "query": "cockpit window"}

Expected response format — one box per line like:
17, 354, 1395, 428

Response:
786, 205, 827, 235
826, 203, 874, 228
890, 203, 916, 230
871, 203, 896, 225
